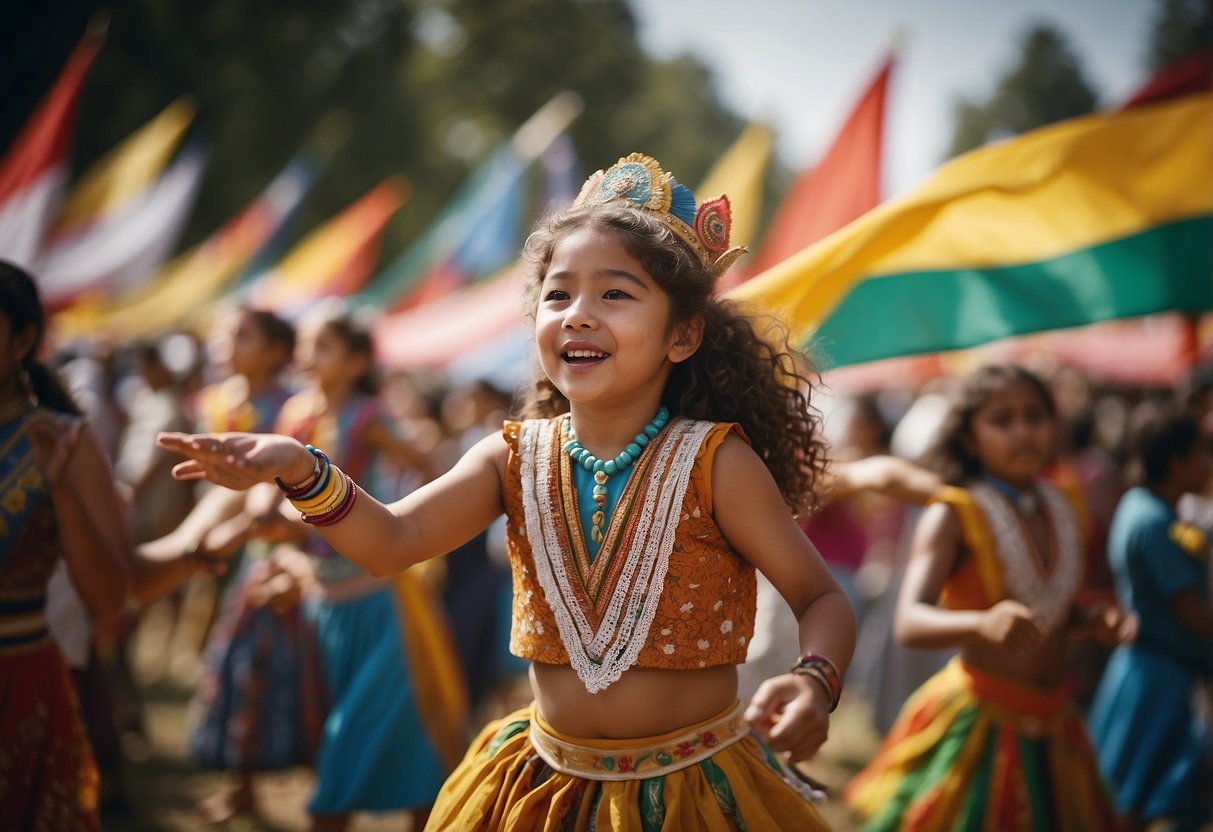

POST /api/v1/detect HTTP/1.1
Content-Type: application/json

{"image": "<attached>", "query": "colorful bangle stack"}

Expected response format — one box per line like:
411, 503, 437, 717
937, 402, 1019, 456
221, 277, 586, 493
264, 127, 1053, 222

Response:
275, 445, 359, 527
789, 651, 842, 712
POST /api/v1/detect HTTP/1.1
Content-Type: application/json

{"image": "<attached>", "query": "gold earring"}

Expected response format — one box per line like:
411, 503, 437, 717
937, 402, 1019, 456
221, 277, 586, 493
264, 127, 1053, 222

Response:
18, 365, 38, 405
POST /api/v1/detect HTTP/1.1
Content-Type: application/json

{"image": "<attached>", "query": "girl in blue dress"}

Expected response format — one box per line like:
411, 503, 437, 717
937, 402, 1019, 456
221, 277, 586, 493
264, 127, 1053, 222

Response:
1088, 406, 1213, 832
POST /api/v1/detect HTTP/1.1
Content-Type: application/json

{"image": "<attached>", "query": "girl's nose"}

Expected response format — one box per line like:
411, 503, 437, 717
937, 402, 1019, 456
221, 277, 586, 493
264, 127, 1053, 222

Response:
562, 298, 596, 330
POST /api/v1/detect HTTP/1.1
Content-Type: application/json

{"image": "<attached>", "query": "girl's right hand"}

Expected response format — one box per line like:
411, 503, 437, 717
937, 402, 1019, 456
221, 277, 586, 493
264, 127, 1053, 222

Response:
157, 431, 315, 491
977, 600, 1045, 654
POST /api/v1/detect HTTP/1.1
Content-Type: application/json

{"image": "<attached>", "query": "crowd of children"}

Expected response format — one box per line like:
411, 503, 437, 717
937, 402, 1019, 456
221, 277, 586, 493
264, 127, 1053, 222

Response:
0, 150, 1209, 831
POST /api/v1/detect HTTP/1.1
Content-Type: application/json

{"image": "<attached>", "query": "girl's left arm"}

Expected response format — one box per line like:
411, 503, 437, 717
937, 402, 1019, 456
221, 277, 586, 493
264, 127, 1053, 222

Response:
713, 435, 856, 763
30, 414, 130, 619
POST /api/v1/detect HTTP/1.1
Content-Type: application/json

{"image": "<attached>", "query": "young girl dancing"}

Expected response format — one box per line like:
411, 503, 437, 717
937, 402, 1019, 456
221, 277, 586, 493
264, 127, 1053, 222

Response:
844, 363, 1129, 830
187, 306, 302, 823
160, 152, 853, 830
0, 261, 128, 829
251, 308, 461, 832
1087, 407, 1212, 832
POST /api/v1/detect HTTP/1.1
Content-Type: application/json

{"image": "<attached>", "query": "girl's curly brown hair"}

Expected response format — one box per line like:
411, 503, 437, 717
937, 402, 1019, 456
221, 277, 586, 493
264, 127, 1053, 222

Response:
516, 204, 828, 514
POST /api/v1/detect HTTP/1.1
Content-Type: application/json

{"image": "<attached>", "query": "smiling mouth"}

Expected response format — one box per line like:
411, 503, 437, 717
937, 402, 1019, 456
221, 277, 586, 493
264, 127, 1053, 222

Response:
563, 349, 610, 364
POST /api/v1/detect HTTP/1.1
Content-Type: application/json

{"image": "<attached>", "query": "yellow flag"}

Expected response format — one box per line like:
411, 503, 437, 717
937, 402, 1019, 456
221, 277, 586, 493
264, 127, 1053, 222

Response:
695, 123, 773, 250
54, 98, 195, 229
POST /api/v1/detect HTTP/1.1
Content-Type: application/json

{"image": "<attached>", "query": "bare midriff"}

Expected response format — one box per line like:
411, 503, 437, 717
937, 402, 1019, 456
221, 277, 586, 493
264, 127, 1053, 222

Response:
959, 625, 1070, 689
530, 662, 740, 738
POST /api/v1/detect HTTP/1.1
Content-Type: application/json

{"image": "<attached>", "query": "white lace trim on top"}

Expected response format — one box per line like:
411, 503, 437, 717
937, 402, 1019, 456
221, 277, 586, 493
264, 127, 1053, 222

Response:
517, 417, 713, 693
969, 481, 1082, 633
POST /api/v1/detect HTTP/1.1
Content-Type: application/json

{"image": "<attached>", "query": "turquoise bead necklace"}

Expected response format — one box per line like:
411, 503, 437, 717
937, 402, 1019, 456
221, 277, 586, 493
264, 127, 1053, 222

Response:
563, 406, 670, 545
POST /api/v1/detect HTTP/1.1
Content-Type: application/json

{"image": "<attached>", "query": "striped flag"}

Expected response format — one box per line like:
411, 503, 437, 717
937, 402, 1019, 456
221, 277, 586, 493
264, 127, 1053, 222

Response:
244, 178, 408, 317
730, 92, 1213, 369
361, 92, 583, 309
51, 97, 195, 232
0, 29, 101, 268
52, 155, 319, 341
38, 140, 209, 307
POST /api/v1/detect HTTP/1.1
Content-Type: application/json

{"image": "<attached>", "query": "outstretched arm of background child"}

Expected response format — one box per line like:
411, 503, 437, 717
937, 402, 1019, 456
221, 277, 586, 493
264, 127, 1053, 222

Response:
364, 417, 440, 482
822, 454, 943, 506
158, 429, 508, 575
711, 435, 855, 764
130, 486, 250, 604
895, 502, 1045, 653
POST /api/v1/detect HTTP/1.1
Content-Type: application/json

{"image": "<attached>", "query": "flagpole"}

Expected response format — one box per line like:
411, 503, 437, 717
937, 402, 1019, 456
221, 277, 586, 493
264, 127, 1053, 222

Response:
511, 91, 584, 161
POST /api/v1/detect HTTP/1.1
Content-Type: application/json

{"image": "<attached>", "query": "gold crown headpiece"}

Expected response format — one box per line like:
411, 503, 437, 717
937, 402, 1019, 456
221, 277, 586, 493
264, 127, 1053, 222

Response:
572, 152, 747, 276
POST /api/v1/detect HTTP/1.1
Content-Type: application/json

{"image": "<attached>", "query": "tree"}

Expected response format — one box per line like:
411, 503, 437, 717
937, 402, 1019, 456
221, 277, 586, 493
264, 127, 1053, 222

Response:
1145, 0, 1213, 70
946, 23, 1099, 158
1, 0, 744, 269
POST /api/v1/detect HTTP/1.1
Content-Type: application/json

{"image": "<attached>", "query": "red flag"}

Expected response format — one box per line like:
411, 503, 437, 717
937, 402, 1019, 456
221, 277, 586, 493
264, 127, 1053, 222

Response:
1120, 47, 1212, 109
719, 50, 894, 292
0, 27, 103, 266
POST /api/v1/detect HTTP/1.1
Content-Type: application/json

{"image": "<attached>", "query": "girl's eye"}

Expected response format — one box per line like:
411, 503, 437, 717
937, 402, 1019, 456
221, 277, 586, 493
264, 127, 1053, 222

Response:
603, 288, 631, 300
544, 289, 569, 301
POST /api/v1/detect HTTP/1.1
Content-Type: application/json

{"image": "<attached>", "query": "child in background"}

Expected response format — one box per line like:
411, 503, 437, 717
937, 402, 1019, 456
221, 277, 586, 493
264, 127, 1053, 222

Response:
845, 363, 1130, 830
187, 307, 303, 823
160, 152, 852, 830
0, 261, 129, 830
1087, 406, 1213, 832
262, 308, 461, 832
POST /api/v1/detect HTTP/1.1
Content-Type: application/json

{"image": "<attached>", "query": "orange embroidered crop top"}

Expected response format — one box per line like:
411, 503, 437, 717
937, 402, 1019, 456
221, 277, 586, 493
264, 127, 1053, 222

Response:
932, 481, 1086, 634
502, 416, 757, 693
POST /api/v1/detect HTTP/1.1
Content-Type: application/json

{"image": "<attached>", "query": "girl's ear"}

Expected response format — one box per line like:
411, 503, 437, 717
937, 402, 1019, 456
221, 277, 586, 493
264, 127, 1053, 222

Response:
12, 324, 37, 365
668, 315, 704, 364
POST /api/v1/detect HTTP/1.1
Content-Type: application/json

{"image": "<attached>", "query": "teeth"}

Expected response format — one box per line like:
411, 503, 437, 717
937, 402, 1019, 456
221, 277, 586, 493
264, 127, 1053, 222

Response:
564, 349, 608, 359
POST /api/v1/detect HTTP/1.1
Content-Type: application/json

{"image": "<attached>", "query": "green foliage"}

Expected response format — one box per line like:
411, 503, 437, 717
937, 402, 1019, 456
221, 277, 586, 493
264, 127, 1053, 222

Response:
1145, 0, 1213, 70
3, 0, 744, 270
946, 23, 1099, 159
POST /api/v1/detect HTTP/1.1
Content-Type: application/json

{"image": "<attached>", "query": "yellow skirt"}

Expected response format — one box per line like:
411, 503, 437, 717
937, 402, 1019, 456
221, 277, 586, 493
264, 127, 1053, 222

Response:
425, 701, 828, 831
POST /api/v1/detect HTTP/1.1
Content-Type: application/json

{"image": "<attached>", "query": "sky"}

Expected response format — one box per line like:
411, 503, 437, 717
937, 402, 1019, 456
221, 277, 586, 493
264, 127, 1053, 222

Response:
629, 0, 1159, 197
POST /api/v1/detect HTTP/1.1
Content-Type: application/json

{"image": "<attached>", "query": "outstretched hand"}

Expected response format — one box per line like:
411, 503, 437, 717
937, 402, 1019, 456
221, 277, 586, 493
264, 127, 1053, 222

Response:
745, 673, 831, 764
157, 431, 313, 491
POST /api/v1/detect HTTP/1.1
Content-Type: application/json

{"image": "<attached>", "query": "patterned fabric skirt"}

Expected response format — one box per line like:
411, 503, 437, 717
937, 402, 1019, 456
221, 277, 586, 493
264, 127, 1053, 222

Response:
0, 638, 100, 831
188, 558, 320, 771
1088, 644, 1210, 826
844, 657, 1116, 831
425, 701, 827, 831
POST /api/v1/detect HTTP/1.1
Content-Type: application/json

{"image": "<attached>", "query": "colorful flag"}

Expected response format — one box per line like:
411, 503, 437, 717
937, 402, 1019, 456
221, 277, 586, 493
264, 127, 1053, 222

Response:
825, 47, 1211, 392
719, 52, 893, 293
696, 122, 773, 253
51, 97, 195, 232
363, 144, 530, 310
362, 92, 583, 308
37, 141, 209, 307
244, 177, 408, 316
0, 29, 101, 268
53, 155, 319, 341
729, 92, 1213, 369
